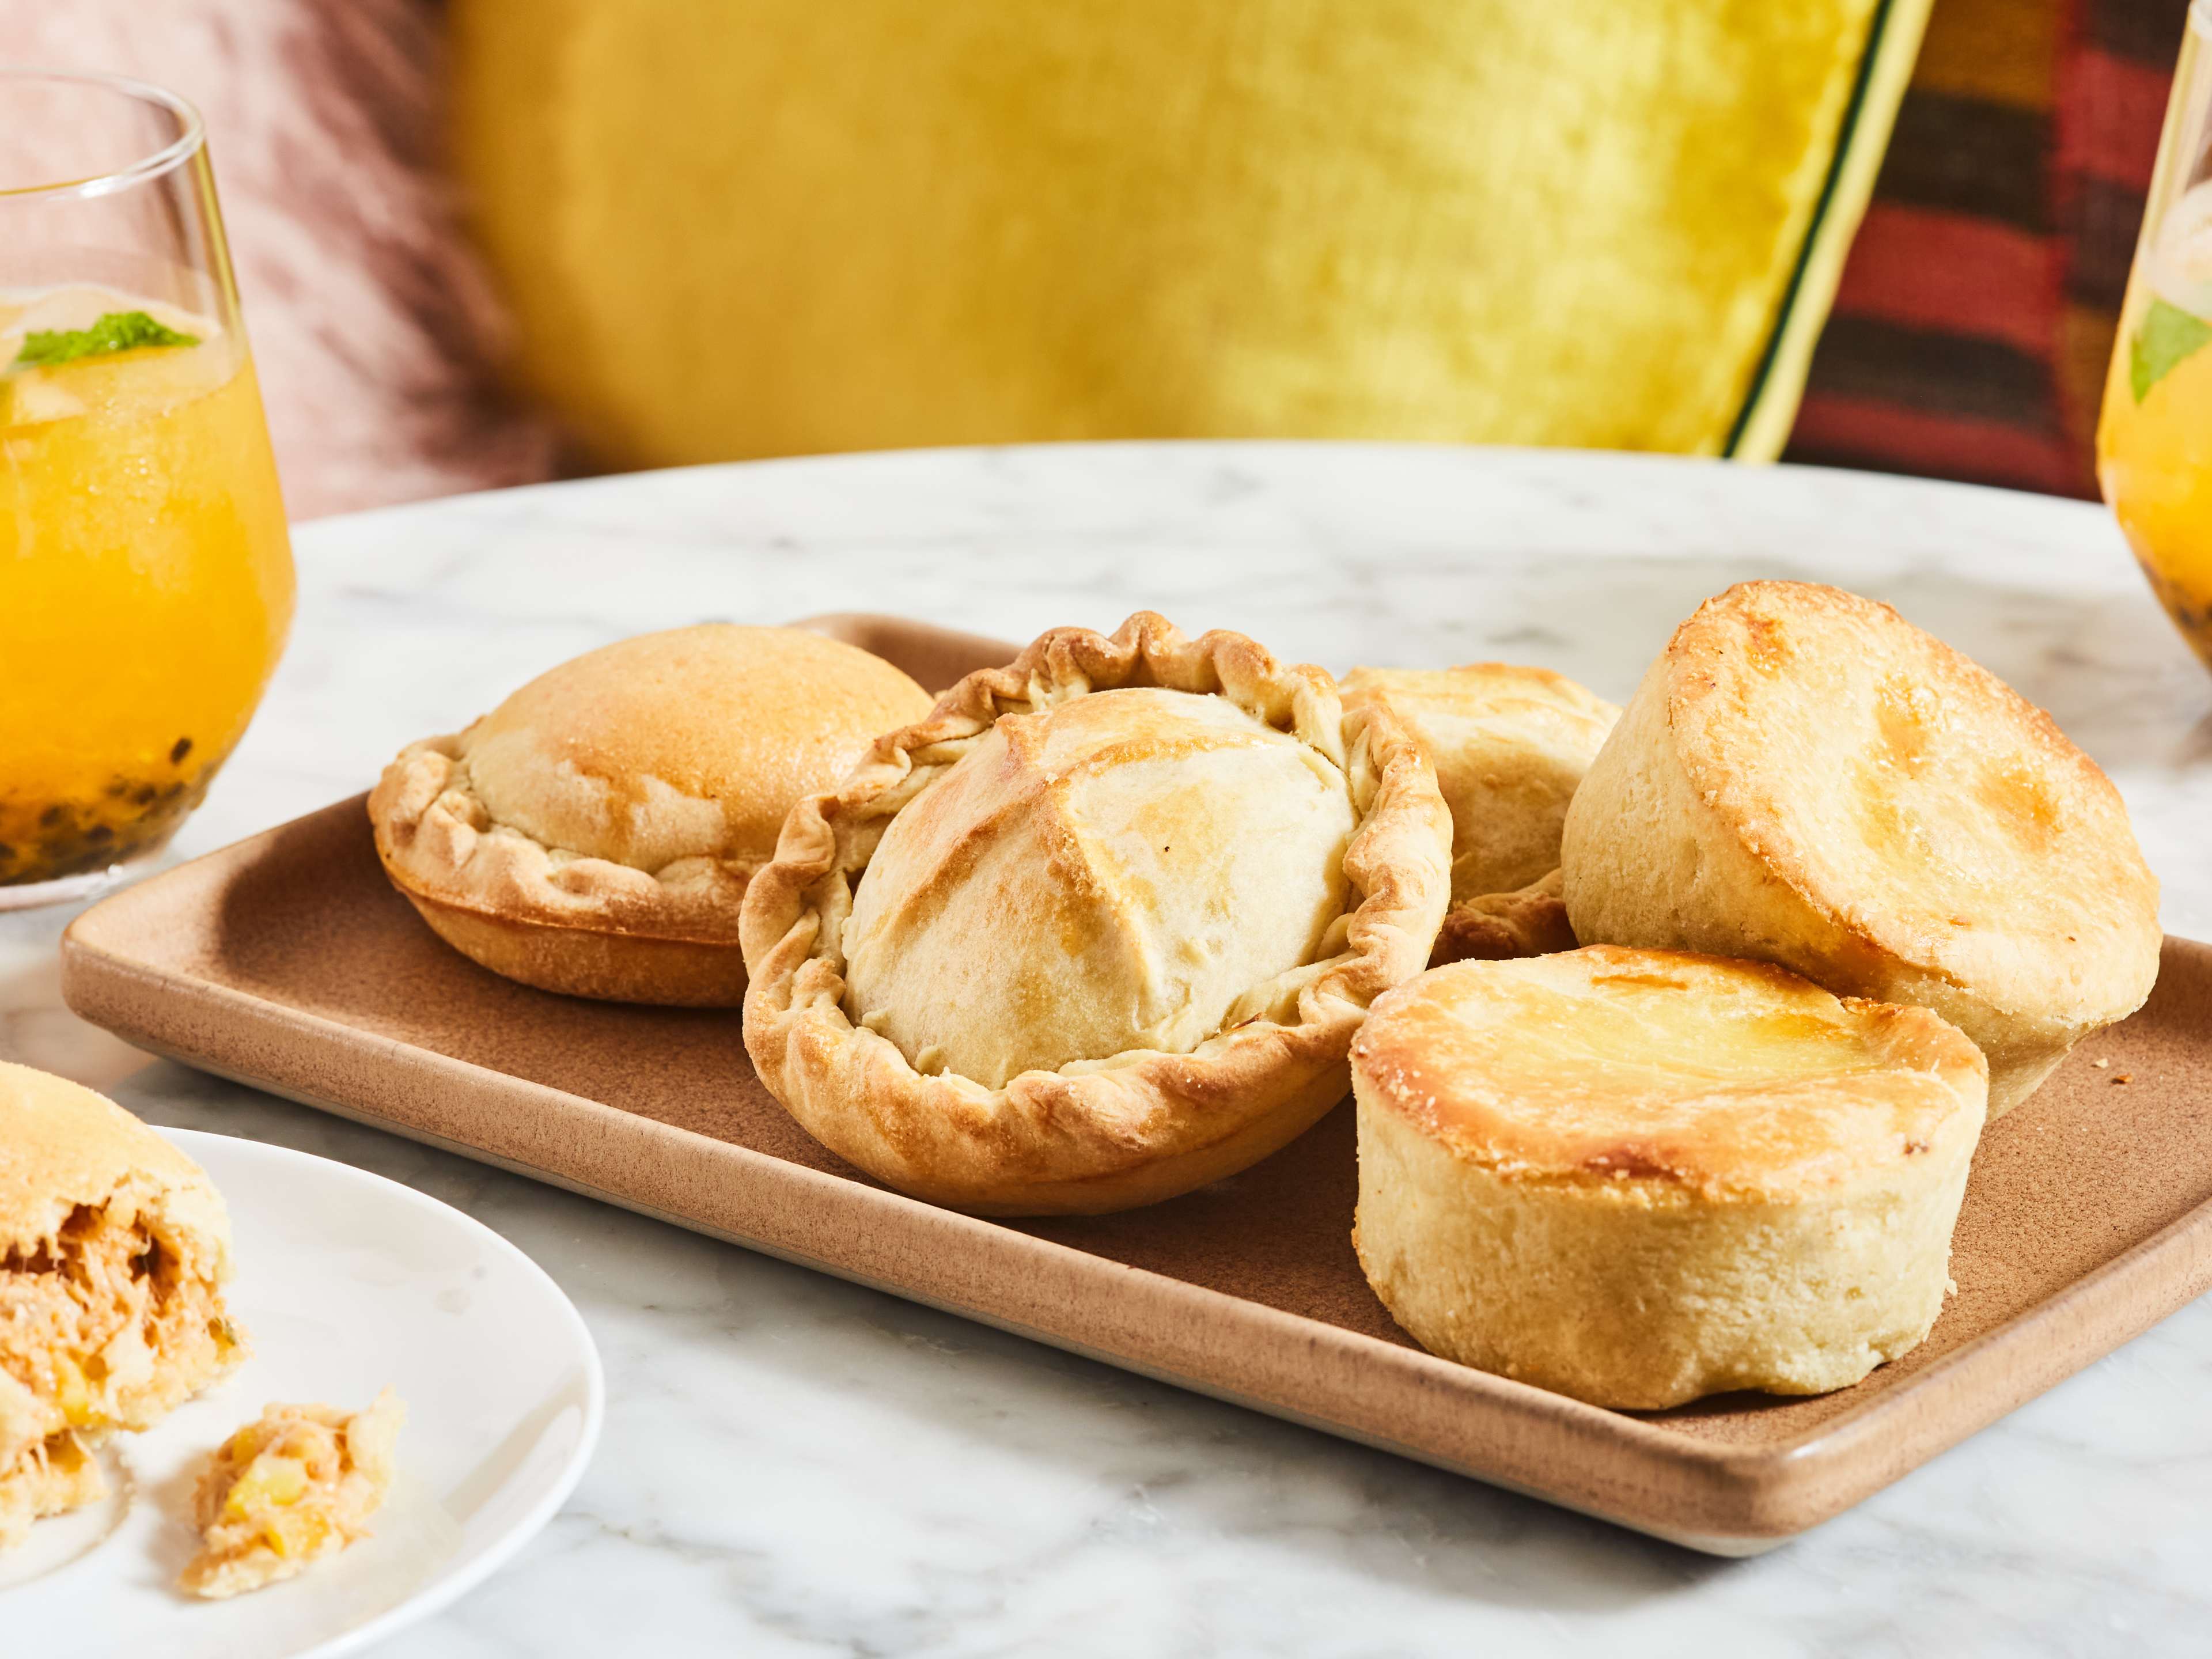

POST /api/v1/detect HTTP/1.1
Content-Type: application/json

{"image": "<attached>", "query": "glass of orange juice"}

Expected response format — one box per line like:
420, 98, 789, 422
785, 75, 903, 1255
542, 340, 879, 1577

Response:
0, 69, 294, 908
2099, 1, 2212, 673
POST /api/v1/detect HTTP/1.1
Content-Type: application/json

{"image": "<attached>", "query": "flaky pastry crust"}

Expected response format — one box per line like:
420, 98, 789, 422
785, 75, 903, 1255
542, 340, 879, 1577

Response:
740, 612, 1453, 1215
1339, 664, 1613, 969
372, 734, 753, 968
1339, 662, 1618, 903
1562, 582, 2162, 1116
1352, 948, 1988, 1407
371, 736, 755, 1006
369, 626, 932, 1006
1431, 869, 1579, 965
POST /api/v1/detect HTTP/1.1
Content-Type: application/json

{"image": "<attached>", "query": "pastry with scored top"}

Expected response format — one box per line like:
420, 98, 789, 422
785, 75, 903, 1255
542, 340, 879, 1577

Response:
0, 1062, 246, 1548
370, 624, 935, 1006
1560, 581, 2161, 1116
741, 612, 1453, 1215
1340, 663, 1616, 965
1351, 947, 1988, 1408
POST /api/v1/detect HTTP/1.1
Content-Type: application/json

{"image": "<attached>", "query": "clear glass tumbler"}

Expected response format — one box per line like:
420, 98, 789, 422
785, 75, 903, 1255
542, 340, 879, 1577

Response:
2098, 0, 2212, 673
0, 69, 294, 908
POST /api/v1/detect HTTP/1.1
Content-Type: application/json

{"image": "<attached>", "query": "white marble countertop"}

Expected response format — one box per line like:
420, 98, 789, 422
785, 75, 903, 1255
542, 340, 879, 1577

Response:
7, 443, 2211, 1656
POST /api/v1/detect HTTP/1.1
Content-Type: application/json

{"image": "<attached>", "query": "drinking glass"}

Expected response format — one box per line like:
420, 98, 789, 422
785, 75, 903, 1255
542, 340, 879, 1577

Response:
2098, 0, 2212, 673
0, 69, 294, 908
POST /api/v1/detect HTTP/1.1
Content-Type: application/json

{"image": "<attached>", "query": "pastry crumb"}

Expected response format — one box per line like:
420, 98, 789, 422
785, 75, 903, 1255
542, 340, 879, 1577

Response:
179, 1388, 403, 1599
2113, 1073, 2134, 1085
2092, 1057, 2112, 1069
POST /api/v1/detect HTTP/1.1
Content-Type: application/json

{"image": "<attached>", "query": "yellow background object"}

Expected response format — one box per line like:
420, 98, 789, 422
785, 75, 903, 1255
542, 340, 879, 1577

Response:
451, 0, 1929, 471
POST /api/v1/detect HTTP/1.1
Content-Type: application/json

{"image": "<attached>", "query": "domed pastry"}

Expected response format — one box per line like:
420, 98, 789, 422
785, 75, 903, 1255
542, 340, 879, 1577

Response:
1340, 664, 1616, 965
1560, 582, 2161, 1116
741, 612, 1455, 1215
369, 624, 934, 1006
1, 1062, 246, 1548
1351, 947, 1988, 1409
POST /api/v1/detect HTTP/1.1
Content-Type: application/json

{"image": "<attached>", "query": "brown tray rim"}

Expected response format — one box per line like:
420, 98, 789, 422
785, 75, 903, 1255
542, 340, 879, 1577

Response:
53, 791, 2212, 1554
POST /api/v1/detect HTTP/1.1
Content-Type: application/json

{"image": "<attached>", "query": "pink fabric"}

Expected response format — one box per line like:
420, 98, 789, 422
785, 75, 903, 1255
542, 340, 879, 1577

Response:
7, 1, 561, 520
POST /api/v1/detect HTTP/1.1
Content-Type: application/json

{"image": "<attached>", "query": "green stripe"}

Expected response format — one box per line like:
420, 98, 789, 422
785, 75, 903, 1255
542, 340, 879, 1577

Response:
1725, 0, 1902, 457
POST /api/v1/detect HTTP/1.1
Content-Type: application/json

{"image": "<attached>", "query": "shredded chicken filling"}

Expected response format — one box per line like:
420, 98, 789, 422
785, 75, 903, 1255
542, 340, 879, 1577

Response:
1, 1202, 241, 1448
181, 1389, 404, 1599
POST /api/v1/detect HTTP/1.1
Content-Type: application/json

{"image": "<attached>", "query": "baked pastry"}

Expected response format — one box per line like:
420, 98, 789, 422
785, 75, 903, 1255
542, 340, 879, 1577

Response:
1351, 946, 1987, 1408
1340, 663, 1619, 903
1340, 664, 1615, 967
370, 624, 934, 1006
742, 612, 1453, 1215
180, 1388, 404, 1598
1560, 582, 2161, 1116
1431, 868, 1581, 964
0, 1062, 245, 1548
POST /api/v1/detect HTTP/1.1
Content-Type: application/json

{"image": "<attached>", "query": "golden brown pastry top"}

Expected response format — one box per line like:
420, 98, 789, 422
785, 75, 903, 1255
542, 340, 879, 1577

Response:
1660, 582, 2160, 1024
1351, 946, 1987, 1200
741, 611, 1454, 1213
371, 624, 933, 942
1340, 663, 1618, 902
844, 685, 1357, 1087
460, 624, 931, 870
0, 1060, 232, 1277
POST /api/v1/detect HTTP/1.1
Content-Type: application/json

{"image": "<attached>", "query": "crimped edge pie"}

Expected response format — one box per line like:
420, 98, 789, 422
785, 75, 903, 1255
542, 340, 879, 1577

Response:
370, 733, 755, 1006
740, 612, 1453, 1215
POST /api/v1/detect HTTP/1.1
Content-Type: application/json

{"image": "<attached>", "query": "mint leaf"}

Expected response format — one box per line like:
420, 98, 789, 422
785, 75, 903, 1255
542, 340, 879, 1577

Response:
12, 309, 198, 369
2130, 297, 2212, 403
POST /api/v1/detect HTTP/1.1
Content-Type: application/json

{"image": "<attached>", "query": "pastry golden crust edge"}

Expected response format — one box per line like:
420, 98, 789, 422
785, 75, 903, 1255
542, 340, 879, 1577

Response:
1349, 952, 1988, 1408
367, 627, 935, 1008
369, 733, 755, 937
740, 612, 1453, 1215
370, 736, 754, 1006
0, 1061, 233, 1267
1560, 584, 2161, 1115
1354, 1088, 1981, 1408
1431, 869, 1578, 966
1339, 662, 1619, 903
394, 889, 749, 1007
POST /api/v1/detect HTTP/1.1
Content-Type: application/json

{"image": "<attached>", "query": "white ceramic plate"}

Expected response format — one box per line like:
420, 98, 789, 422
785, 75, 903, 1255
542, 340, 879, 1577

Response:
1, 1128, 604, 1657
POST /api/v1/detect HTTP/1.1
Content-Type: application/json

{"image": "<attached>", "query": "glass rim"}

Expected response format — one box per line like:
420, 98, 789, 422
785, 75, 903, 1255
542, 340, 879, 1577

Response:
0, 65, 204, 201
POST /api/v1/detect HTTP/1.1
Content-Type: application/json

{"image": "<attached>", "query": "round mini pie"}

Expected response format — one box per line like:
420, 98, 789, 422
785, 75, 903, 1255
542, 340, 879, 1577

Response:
740, 612, 1455, 1215
1340, 664, 1616, 965
370, 624, 934, 1006
1560, 582, 2162, 1116
1351, 947, 1988, 1409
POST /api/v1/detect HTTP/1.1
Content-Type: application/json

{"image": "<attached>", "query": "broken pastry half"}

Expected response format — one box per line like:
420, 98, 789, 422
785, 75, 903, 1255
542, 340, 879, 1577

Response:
370, 624, 935, 1006
1352, 947, 1988, 1408
741, 612, 1454, 1215
0, 1061, 245, 1548
1339, 663, 1616, 965
1560, 581, 2162, 1116
180, 1387, 404, 1598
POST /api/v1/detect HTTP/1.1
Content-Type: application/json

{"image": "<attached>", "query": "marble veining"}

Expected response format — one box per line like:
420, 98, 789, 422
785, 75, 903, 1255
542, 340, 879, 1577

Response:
5, 444, 2211, 1656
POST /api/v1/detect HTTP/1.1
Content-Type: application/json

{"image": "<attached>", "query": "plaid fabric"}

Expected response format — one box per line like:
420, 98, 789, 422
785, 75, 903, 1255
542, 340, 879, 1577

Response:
1785, 0, 2193, 497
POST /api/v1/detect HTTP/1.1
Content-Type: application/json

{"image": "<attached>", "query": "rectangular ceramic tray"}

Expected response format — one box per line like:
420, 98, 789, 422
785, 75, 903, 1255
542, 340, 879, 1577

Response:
57, 614, 2212, 1554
